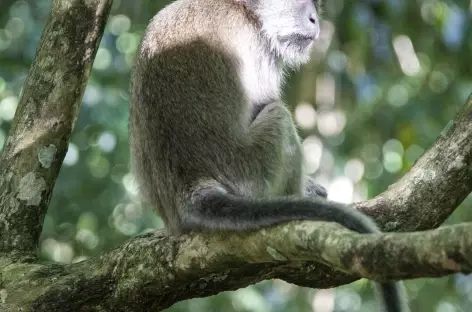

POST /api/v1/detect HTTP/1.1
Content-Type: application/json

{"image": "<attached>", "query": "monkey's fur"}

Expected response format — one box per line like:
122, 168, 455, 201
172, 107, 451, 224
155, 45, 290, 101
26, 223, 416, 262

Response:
129, 0, 409, 311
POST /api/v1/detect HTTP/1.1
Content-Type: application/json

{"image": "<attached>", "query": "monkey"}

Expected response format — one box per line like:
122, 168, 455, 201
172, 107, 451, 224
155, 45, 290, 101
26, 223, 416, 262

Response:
129, 0, 409, 311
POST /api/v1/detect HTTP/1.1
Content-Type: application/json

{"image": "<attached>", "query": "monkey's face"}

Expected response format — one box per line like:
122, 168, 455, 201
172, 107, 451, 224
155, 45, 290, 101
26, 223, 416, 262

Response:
254, 0, 321, 67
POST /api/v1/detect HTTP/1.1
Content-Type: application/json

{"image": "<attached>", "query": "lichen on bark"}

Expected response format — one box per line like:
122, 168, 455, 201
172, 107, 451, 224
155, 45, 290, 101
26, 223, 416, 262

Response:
0, 0, 113, 253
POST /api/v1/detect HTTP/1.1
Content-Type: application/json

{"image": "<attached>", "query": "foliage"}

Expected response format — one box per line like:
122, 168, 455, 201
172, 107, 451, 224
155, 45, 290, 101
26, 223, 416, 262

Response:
0, 0, 471, 311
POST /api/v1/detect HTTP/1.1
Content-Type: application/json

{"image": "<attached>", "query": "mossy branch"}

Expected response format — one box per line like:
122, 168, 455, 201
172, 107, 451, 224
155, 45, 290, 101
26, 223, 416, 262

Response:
1, 221, 472, 311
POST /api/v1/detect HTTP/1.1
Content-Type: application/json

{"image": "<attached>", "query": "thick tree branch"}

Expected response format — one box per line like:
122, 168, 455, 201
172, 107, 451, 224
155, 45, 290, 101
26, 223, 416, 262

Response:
1, 222, 472, 311
0, 0, 113, 253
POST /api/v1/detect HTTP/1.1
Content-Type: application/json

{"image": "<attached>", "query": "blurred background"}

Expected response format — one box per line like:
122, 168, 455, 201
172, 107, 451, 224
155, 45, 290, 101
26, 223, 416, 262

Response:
1, 0, 472, 311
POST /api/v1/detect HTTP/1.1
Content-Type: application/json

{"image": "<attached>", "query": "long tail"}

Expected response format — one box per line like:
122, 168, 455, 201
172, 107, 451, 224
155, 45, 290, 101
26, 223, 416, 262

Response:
183, 189, 409, 312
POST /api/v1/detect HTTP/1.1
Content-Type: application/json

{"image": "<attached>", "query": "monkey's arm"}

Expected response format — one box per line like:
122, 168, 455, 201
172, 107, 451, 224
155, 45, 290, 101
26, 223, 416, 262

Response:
248, 102, 293, 145
250, 102, 327, 198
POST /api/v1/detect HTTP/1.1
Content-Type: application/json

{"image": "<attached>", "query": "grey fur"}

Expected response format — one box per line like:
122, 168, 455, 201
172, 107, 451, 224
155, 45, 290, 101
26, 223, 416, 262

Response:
129, 1, 408, 311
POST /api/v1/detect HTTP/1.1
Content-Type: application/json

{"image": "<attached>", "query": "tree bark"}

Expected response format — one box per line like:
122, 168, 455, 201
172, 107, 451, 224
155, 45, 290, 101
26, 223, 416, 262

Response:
0, 0, 113, 253
1, 221, 472, 311
0, 0, 472, 311
357, 95, 472, 232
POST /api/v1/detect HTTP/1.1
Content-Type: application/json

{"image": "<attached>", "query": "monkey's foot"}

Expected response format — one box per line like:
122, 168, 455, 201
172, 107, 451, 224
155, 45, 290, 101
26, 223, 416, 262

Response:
305, 177, 328, 198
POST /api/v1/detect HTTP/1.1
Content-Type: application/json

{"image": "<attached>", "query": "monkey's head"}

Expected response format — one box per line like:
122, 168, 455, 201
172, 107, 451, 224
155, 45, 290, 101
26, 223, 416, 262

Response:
237, 0, 321, 67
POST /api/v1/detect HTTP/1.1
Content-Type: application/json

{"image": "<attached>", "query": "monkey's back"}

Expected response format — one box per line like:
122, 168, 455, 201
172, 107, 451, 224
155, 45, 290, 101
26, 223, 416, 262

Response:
129, 0, 255, 232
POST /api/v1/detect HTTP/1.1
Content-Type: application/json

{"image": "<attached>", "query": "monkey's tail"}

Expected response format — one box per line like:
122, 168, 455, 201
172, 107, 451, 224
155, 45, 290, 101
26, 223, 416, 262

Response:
187, 189, 379, 233
184, 189, 409, 312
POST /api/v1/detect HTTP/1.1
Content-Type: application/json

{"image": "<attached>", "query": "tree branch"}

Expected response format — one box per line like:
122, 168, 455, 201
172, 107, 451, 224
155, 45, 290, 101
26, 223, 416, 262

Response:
2, 221, 472, 311
357, 95, 472, 232
0, 0, 113, 253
